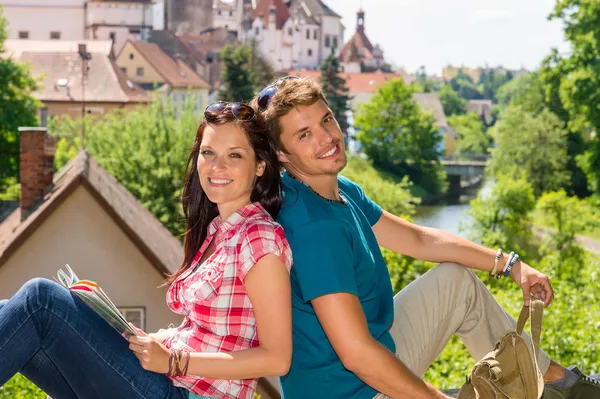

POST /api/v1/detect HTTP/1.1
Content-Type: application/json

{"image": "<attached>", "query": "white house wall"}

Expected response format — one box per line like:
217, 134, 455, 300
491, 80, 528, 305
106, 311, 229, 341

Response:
1, 0, 86, 40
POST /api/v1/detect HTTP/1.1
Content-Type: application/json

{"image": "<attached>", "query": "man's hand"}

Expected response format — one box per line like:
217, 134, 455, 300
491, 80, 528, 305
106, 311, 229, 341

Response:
128, 324, 171, 374
510, 261, 554, 307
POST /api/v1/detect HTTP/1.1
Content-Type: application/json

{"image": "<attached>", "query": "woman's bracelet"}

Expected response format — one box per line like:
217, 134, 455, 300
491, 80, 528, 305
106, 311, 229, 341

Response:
168, 349, 190, 377
489, 248, 503, 277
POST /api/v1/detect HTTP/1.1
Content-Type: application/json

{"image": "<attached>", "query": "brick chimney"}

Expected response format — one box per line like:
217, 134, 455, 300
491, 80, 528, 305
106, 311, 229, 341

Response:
19, 127, 55, 220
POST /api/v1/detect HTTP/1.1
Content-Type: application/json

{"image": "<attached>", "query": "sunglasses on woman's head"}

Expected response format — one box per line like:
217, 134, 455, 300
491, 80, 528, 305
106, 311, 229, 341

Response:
257, 76, 300, 110
204, 102, 255, 121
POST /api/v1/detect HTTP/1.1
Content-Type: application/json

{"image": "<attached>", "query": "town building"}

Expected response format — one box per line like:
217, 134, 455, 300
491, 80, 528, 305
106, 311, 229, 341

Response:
4, 40, 150, 120
339, 9, 386, 73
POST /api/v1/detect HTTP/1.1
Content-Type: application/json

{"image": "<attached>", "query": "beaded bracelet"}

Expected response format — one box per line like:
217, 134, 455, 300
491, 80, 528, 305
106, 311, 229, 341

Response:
504, 254, 519, 277
497, 252, 515, 279
489, 248, 503, 277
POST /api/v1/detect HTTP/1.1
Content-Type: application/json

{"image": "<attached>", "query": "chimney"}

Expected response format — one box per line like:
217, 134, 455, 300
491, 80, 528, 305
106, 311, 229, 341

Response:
19, 127, 55, 220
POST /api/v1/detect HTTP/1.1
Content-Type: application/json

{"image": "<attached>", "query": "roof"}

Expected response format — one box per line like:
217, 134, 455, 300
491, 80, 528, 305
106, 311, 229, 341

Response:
467, 99, 494, 125
124, 41, 211, 89
14, 51, 150, 103
4, 40, 114, 58
309, 0, 341, 18
287, 70, 415, 92
253, 0, 290, 30
413, 93, 451, 130
0, 150, 183, 275
176, 27, 237, 64
339, 30, 382, 63
214, 0, 237, 10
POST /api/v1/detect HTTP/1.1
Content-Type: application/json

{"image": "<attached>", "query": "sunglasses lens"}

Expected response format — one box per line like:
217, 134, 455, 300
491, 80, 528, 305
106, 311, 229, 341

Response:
232, 104, 255, 121
205, 102, 227, 115
257, 86, 278, 110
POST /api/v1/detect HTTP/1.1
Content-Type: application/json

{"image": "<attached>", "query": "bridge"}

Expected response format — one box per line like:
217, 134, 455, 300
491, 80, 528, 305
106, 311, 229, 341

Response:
440, 155, 489, 195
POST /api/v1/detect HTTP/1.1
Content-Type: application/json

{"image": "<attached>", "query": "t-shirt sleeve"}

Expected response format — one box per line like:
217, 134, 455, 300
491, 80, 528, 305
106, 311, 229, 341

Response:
289, 221, 358, 303
238, 222, 292, 281
339, 176, 382, 226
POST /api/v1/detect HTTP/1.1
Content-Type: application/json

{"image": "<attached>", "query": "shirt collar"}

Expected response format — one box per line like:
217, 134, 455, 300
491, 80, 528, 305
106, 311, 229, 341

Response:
207, 202, 265, 236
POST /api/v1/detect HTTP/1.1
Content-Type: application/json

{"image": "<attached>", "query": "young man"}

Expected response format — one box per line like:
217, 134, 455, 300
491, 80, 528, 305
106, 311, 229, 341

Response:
252, 77, 600, 399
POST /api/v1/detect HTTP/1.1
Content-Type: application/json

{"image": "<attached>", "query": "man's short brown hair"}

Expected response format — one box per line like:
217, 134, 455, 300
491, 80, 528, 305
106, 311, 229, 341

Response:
251, 77, 328, 153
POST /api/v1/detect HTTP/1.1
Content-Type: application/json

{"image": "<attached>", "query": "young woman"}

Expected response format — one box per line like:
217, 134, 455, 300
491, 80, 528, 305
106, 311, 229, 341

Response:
0, 102, 293, 399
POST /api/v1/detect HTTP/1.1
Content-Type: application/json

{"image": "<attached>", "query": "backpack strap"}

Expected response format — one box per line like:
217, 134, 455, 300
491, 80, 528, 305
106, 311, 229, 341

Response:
516, 299, 544, 363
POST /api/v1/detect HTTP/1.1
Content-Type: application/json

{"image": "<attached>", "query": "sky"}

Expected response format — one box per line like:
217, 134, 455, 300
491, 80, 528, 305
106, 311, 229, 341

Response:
323, 0, 571, 76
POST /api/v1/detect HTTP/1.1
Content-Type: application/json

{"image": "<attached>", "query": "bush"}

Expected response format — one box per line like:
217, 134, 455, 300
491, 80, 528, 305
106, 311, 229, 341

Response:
0, 374, 46, 399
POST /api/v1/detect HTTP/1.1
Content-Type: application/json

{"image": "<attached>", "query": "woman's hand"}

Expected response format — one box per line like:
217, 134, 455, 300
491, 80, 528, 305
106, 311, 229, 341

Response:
510, 261, 554, 307
128, 324, 171, 374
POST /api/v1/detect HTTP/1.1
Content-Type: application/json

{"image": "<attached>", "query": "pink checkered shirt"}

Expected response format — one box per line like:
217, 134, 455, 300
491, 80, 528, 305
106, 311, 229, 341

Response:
164, 202, 292, 399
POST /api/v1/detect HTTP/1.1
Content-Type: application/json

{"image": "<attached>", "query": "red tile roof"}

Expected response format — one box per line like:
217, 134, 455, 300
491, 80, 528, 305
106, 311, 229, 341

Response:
287, 70, 415, 93
126, 41, 211, 89
253, 0, 290, 30
339, 29, 383, 63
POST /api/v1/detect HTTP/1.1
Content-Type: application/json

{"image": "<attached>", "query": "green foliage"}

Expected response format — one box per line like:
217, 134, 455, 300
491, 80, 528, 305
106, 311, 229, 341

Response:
488, 106, 569, 197
477, 69, 513, 102
439, 85, 466, 117
535, 190, 600, 280
218, 44, 255, 103
496, 72, 545, 113
0, 374, 46, 399
319, 48, 351, 135
412, 66, 442, 93
341, 156, 418, 219
247, 39, 276, 90
539, 0, 600, 196
447, 113, 489, 155
449, 70, 484, 101
354, 78, 447, 195
466, 175, 536, 256
50, 97, 199, 237
0, 5, 41, 196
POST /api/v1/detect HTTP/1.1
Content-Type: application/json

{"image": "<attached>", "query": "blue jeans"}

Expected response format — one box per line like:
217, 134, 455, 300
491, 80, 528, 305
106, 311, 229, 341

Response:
0, 278, 190, 399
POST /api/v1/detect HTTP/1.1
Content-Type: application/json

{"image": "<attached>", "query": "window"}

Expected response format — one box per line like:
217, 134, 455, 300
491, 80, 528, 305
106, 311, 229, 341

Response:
118, 307, 146, 330
333, 36, 338, 48
306, 29, 310, 39
288, 27, 293, 36
136, 67, 144, 77
218, 10, 222, 15
255, 27, 260, 35
18, 31, 29, 39
308, 49, 312, 56
121, 67, 127, 74
129, 53, 135, 60
313, 29, 317, 40
325, 35, 331, 48
229, 10, 233, 16
50, 31, 61, 40
109, 31, 116, 42
39, 108, 48, 128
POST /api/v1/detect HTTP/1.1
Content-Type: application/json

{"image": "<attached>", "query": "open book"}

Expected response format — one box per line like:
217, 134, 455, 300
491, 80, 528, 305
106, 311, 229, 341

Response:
55, 264, 138, 337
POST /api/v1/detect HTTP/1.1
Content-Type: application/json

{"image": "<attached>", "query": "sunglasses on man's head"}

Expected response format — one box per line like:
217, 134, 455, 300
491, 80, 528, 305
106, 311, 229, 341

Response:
204, 102, 255, 121
257, 76, 300, 110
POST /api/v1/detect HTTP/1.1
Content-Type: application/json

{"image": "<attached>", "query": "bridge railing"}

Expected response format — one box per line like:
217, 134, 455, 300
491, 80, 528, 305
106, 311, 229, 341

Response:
443, 153, 491, 162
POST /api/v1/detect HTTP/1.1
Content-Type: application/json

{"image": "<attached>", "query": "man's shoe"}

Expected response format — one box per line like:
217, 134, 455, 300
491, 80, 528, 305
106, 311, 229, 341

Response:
543, 366, 600, 399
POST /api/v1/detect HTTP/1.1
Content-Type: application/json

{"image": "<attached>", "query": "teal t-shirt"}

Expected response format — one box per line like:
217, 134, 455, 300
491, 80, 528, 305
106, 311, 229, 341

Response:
277, 172, 395, 399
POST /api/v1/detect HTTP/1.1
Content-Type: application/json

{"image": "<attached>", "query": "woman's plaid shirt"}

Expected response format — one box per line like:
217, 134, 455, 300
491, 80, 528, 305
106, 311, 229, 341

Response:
164, 203, 292, 399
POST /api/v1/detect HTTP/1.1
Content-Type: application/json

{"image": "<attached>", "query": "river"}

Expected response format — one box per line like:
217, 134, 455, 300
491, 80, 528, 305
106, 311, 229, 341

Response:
413, 180, 494, 238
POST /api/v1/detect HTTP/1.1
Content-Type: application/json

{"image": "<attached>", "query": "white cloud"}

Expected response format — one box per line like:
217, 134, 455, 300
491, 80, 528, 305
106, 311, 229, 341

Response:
465, 9, 513, 24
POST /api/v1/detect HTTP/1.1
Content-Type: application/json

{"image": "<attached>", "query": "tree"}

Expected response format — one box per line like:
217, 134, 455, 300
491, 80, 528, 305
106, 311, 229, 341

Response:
449, 70, 484, 101
217, 44, 255, 103
439, 85, 466, 116
478, 69, 513, 102
447, 113, 488, 155
50, 97, 199, 237
488, 106, 569, 197
0, 5, 40, 198
535, 190, 599, 280
466, 175, 535, 256
496, 72, 545, 113
247, 38, 276, 90
355, 78, 447, 195
539, 1, 600, 196
319, 48, 351, 135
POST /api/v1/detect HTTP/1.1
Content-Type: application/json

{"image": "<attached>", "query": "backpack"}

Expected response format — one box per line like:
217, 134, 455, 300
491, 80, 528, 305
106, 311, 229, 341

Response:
457, 299, 544, 399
